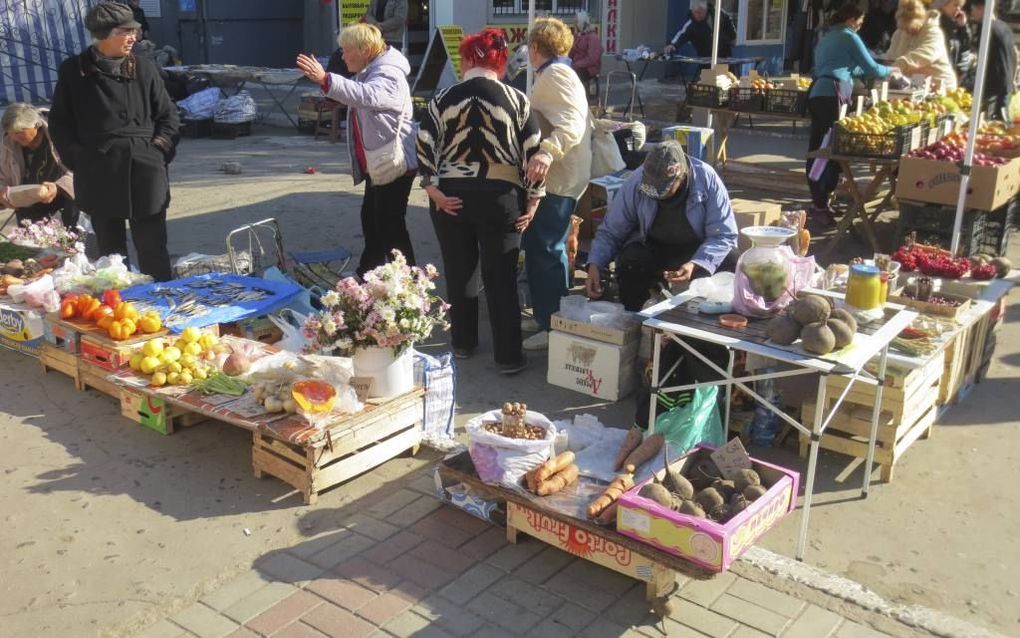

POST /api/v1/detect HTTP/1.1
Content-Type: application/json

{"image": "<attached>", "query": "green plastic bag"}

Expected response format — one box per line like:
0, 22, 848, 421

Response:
652, 386, 724, 454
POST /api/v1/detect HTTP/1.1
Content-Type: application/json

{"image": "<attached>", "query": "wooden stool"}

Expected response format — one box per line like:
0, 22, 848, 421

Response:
315, 99, 346, 143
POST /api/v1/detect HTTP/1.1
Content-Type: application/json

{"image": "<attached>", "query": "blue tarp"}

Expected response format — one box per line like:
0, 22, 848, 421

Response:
120, 273, 303, 334
0, 0, 93, 104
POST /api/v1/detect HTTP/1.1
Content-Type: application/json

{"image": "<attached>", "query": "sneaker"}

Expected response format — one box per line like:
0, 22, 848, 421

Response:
497, 355, 528, 376
522, 331, 549, 351
521, 317, 541, 332
452, 347, 474, 360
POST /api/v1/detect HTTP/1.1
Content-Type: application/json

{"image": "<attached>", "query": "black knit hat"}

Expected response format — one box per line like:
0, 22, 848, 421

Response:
85, 2, 141, 38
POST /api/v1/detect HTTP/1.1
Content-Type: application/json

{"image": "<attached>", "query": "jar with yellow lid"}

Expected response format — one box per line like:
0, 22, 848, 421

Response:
845, 264, 882, 311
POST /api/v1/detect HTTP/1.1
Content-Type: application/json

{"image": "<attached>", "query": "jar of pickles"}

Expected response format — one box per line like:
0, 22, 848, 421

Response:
845, 264, 881, 310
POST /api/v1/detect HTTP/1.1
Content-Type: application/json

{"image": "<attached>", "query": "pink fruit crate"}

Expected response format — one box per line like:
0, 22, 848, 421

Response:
615, 445, 800, 572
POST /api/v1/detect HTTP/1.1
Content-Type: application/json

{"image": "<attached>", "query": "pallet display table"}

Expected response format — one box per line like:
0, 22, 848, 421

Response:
641, 290, 915, 561
437, 452, 715, 603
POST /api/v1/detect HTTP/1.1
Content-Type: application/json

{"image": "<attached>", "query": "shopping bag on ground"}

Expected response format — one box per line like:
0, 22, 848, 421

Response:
414, 351, 456, 448
652, 386, 724, 454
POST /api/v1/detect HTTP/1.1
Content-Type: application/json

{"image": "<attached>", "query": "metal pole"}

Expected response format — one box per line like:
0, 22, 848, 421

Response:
526, 0, 536, 91
950, 3, 996, 255
796, 373, 827, 561
862, 347, 890, 495
707, 0, 722, 132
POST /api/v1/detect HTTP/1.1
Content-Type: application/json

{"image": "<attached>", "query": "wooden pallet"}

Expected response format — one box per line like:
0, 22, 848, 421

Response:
252, 391, 424, 504
822, 352, 944, 423
39, 343, 83, 390
119, 386, 206, 435
78, 359, 122, 397
939, 320, 979, 406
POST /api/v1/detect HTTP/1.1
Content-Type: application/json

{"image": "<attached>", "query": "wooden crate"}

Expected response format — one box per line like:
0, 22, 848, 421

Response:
800, 401, 937, 482
252, 390, 424, 504
39, 343, 82, 390
43, 314, 87, 354
939, 322, 978, 406
78, 359, 122, 397
79, 333, 149, 372
798, 355, 943, 482
119, 386, 206, 435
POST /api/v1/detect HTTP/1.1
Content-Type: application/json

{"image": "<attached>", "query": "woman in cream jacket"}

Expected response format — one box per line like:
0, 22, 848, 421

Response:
521, 17, 593, 350
887, 0, 958, 89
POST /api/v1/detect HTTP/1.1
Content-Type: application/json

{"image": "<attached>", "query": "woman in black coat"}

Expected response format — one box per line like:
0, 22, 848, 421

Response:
48, 2, 179, 281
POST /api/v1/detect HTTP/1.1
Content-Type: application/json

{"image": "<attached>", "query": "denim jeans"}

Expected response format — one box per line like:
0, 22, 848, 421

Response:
522, 193, 577, 330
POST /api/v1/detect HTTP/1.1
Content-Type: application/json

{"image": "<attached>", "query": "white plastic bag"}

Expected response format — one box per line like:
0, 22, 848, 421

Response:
8, 274, 55, 307
214, 91, 257, 123
267, 309, 310, 353
178, 87, 222, 120
466, 409, 556, 488
591, 119, 626, 178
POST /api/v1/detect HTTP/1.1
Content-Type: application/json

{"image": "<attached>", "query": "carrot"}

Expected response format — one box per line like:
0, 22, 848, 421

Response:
586, 472, 635, 518
614, 426, 643, 470
595, 501, 619, 526
535, 451, 575, 483
535, 464, 579, 496
524, 468, 538, 492
622, 433, 664, 472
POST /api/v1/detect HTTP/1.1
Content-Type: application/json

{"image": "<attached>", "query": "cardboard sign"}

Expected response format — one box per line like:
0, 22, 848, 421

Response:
855, 95, 864, 116
350, 377, 373, 402
710, 438, 753, 480
439, 25, 464, 76
341, 0, 370, 27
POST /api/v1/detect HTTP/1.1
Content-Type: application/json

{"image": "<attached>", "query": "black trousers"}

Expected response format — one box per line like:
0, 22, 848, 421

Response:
806, 95, 841, 209
430, 181, 524, 366
15, 196, 79, 230
616, 240, 702, 312
357, 174, 415, 277
92, 212, 172, 282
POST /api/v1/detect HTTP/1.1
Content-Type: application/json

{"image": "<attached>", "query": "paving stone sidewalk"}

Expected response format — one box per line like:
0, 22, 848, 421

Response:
138, 471, 907, 638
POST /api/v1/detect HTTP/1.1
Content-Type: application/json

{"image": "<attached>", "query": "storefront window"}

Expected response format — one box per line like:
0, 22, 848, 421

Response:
492, 0, 588, 16
737, 0, 785, 44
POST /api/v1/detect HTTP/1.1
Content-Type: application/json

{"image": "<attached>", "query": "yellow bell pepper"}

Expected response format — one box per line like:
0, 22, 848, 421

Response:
139, 312, 162, 334
114, 302, 139, 322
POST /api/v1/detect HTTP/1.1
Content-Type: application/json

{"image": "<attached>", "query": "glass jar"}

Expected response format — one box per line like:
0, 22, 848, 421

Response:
733, 226, 797, 317
845, 264, 882, 310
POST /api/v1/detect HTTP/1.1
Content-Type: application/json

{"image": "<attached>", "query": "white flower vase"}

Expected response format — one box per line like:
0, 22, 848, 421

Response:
352, 345, 415, 399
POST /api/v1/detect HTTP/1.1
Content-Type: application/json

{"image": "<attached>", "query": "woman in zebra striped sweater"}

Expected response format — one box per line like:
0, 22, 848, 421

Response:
416, 28, 545, 375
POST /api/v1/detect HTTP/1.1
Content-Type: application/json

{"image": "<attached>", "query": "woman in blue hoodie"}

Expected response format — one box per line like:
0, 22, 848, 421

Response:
806, 4, 898, 223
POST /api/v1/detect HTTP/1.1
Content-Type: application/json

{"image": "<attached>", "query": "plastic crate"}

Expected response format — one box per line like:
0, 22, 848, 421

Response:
896, 199, 1014, 256
685, 83, 728, 108
833, 125, 915, 159
764, 88, 808, 115
180, 118, 213, 139
727, 87, 765, 112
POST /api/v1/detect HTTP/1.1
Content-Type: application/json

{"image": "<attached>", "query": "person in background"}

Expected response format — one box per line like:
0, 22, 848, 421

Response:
569, 10, 602, 98
416, 28, 544, 375
886, 0, 957, 90
120, 0, 150, 40
363, 0, 408, 51
296, 23, 417, 277
49, 2, 179, 281
521, 17, 592, 352
664, 0, 737, 59
806, 3, 896, 225
0, 104, 77, 229
859, 0, 898, 52
585, 141, 737, 312
933, 0, 973, 85
969, 0, 1016, 119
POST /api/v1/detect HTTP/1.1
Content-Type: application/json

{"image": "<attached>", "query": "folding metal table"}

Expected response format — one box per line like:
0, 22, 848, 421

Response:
640, 290, 916, 560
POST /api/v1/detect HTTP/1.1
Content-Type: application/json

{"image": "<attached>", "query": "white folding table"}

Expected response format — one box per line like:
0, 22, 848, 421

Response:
640, 290, 916, 560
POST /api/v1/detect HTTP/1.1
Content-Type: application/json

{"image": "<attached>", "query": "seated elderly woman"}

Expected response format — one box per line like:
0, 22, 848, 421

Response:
886, 0, 958, 89
0, 103, 77, 228
586, 140, 737, 312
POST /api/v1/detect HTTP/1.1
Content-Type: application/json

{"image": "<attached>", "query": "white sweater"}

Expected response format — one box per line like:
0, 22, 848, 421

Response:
530, 62, 593, 200
887, 11, 958, 90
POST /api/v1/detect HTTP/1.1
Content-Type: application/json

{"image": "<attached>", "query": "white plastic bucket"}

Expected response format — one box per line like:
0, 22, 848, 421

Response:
352, 345, 415, 398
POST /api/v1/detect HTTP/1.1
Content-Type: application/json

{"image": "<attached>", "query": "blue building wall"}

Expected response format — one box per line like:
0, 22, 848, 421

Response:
0, 0, 94, 104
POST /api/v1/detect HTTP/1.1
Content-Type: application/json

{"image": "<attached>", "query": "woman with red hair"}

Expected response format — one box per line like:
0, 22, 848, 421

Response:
416, 28, 544, 375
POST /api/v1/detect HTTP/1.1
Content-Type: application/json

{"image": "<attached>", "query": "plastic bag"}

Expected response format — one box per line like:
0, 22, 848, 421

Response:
466, 409, 556, 488
652, 387, 724, 454
414, 351, 457, 448
214, 91, 257, 124
591, 119, 626, 178
733, 247, 816, 317
8, 274, 60, 311
689, 272, 736, 304
267, 309, 310, 353
178, 86, 222, 120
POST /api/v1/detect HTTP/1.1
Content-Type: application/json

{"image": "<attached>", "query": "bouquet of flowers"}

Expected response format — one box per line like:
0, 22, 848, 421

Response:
6, 217, 78, 251
303, 250, 449, 355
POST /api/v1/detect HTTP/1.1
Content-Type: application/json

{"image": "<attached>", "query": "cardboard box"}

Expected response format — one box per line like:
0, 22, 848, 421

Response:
0, 301, 44, 357
731, 198, 783, 252
550, 312, 640, 346
661, 125, 714, 161
896, 155, 1020, 211
616, 446, 799, 572
547, 331, 638, 401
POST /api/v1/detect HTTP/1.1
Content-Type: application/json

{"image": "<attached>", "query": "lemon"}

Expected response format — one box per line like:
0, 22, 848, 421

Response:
142, 338, 165, 358
184, 342, 203, 357
140, 356, 161, 375
167, 371, 181, 385
162, 346, 182, 363
151, 371, 167, 387
168, 361, 183, 374
174, 338, 189, 351
181, 327, 201, 343
199, 334, 218, 350
179, 371, 194, 385
180, 354, 197, 368
194, 367, 208, 380
129, 353, 144, 371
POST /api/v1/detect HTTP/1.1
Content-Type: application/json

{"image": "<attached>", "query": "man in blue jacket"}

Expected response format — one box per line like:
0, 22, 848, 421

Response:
586, 141, 738, 311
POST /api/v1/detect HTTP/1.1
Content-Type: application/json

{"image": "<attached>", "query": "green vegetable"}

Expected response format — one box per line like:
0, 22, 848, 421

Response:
191, 371, 249, 396
0, 242, 39, 262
